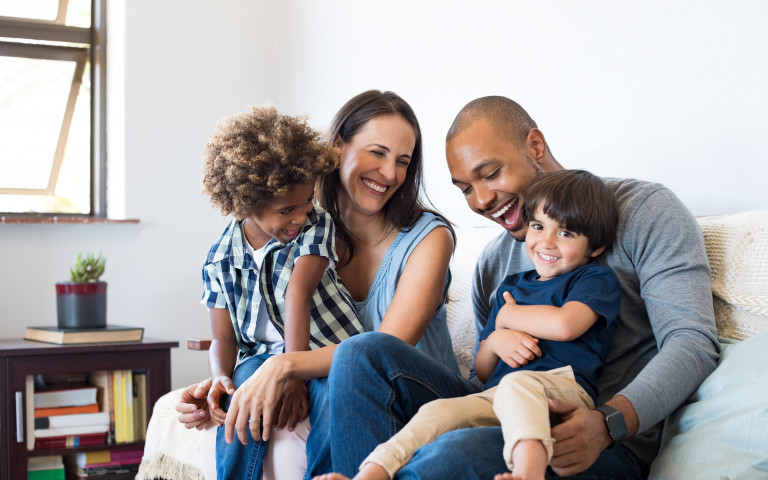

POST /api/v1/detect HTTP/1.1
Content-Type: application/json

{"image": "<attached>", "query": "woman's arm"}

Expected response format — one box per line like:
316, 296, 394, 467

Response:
376, 226, 454, 344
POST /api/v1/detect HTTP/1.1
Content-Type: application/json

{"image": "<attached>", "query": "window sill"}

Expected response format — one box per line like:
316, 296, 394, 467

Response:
0, 216, 139, 224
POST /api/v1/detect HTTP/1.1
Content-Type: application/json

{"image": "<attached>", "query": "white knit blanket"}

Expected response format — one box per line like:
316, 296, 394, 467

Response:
698, 210, 768, 340
136, 388, 206, 480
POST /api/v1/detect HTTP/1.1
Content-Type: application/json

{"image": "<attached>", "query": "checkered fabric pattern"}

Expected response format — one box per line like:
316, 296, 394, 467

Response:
201, 207, 363, 359
260, 207, 363, 350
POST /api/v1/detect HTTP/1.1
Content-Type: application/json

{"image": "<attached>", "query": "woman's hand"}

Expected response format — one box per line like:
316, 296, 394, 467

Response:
175, 378, 215, 430
208, 375, 236, 426
224, 354, 291, 444
274, 378, 309, 431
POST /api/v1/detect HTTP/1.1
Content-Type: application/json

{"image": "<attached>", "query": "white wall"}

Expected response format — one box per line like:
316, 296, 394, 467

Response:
1, 0, 766, 389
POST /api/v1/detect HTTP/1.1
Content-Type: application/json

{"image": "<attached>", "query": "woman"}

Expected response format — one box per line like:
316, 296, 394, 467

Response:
176, 90, 473, 479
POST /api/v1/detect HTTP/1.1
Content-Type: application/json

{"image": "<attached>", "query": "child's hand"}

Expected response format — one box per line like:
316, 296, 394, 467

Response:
503, 291, 518, 306
207, 375, 236, 426
496, 291, 519, 330
175, 378, 214, 430
488, 329, 541, 369
273, 378, 309, 431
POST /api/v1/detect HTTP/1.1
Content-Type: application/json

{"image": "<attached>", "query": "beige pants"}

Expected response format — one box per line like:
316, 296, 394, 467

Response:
361, 366, 594, 478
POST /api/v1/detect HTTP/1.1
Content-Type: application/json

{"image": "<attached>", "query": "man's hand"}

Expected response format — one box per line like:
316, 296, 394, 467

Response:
548, 398, 613, 476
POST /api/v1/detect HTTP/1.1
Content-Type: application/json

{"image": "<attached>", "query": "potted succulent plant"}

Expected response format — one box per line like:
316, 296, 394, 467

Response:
56, 252, 107, 329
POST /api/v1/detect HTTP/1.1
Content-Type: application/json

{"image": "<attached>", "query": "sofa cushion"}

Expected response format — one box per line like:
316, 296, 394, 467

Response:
648, 329, 768, 479
698, 210, 768, 340
446, 226, 499, 378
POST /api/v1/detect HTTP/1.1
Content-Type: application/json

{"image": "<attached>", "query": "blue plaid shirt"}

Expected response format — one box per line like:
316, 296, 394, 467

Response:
201, 206, 363, 359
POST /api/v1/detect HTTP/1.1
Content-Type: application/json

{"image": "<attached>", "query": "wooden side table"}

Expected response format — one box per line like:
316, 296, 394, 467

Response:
0, 337, 178, 480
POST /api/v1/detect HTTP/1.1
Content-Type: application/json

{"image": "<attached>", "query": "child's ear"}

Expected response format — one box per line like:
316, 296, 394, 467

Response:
590, 245, 607, 258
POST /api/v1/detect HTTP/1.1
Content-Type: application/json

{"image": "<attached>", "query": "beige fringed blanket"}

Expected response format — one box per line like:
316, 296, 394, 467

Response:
137, 388, 206, 480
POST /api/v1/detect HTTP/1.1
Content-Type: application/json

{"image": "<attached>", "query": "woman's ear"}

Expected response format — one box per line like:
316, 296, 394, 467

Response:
334, 133, 343, 149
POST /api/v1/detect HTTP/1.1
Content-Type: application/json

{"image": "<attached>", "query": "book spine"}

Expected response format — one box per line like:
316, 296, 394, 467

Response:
34, 404, 99, 418
33, 432, 106, 449
34, 412, 109, 429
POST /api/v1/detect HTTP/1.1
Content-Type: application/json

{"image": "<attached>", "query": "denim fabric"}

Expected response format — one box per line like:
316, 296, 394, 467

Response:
304, 377, 332, 479
319, 332, 478, 477
396, 426, 649, 480
216, 354, 272, 480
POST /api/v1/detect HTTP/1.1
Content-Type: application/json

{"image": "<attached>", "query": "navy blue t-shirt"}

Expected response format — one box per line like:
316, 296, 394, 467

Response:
479, 261, 620, 402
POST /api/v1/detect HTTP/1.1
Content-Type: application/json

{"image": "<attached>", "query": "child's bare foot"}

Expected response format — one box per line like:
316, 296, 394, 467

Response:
313, 462, 390, 480
313, 475, 351, 480
494, 473, 541, 480
494, 473, 519, 480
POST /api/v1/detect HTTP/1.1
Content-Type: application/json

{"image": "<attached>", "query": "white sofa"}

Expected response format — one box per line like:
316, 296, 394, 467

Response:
138, 210, 768, 480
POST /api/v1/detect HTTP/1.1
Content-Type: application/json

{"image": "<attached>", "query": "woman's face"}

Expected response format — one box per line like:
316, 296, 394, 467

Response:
337, 114, 416, 217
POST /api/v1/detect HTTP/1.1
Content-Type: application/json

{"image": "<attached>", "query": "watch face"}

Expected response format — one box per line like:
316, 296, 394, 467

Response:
597, 405, 628, 443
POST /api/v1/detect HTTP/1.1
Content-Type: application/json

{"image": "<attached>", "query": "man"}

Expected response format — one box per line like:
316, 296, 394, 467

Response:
326, 96, 719, 479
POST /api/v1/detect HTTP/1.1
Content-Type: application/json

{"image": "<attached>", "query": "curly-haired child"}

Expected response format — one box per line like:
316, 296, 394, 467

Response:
199, 106, 364, 480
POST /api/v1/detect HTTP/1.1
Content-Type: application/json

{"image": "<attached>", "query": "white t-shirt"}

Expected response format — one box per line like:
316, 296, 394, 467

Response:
243, 227, 285, 355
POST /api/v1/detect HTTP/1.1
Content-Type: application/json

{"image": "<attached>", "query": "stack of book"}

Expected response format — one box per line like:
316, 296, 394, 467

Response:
63, 449, 143, 480
32, 384, 108, 449
27, 370, 148, 452
27, 455, 65, 480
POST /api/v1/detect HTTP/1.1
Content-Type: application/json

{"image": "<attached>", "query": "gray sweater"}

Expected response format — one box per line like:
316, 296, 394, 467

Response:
470, 178, 720, 466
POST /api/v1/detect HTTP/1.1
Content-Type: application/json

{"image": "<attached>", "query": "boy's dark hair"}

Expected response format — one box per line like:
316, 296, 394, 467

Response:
523, 169, 618, 254
201, 106, 337, 220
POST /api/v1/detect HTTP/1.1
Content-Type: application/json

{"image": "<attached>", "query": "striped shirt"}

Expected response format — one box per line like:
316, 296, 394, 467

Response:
201, 206, 363, 359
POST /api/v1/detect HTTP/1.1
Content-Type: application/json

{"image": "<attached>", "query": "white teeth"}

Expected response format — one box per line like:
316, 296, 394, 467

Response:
491, 201, 514, 219
538, 253, 558, 261
362, 179, 387, 193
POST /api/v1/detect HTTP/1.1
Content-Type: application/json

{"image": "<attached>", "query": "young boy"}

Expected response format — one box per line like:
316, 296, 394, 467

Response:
315, 169, 620, 480
200, 106, 364, 479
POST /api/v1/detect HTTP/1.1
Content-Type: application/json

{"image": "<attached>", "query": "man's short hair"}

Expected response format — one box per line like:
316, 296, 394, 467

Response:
447, 96, 538, 148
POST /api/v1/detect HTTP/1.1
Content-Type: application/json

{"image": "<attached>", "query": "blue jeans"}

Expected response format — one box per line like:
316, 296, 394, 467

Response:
215, 353, 273, 480
316, 332, 478, 477
304, 377, 332, 479
396, 426, 649, 479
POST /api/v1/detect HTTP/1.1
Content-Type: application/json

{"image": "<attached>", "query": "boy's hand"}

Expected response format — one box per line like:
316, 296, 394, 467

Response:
208, 375, 236, 426
496, 291, 520, 330
273, 378, 309, 431
175, 379, 214, 430
488, 329, 541, 368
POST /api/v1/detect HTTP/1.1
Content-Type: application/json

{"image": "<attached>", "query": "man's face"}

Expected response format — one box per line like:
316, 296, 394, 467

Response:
447, 119, 544, 241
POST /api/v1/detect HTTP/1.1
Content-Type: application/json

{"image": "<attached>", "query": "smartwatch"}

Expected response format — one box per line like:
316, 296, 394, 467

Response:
596, 405, 628, 447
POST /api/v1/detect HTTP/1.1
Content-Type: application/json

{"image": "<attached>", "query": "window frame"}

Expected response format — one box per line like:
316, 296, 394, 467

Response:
0, 0, 107, 218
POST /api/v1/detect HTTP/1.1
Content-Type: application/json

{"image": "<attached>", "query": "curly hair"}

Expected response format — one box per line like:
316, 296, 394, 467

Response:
202, 106, 338, 220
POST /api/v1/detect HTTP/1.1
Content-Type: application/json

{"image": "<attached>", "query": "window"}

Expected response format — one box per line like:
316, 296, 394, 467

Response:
0, 0, 106, 216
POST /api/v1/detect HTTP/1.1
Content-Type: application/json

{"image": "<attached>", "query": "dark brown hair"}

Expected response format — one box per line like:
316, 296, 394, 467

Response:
317, 90, 451, 262
201, 106, 337, 220
523, 169, 618, 253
